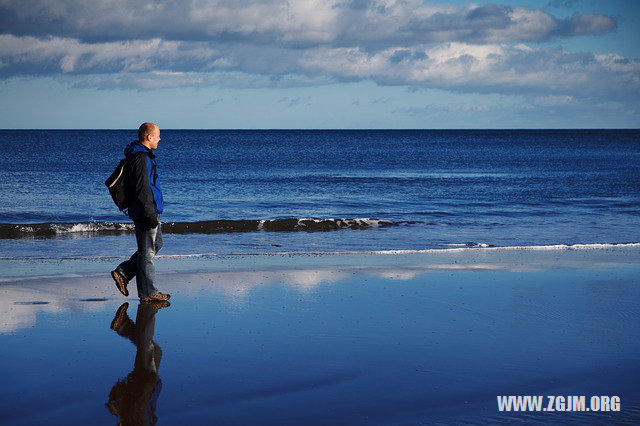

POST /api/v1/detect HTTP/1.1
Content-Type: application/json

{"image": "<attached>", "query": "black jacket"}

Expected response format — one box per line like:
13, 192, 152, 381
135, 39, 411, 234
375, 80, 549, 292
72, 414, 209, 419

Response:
124, 141, 164, 227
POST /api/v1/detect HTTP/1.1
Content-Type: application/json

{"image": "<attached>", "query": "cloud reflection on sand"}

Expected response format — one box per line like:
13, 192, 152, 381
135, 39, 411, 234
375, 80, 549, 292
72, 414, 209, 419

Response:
0, 261, 526, 333
176, 269, 351, 301
1, 286, 112, 332
3, 244, 632, 334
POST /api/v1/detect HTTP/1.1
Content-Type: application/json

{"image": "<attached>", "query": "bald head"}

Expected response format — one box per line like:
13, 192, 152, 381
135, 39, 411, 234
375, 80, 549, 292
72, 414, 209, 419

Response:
138, 122, 160, 150
138, 122, 158, 142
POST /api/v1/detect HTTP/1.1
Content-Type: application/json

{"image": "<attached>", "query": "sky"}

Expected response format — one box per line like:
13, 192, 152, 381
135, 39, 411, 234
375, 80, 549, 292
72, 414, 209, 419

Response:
0, 0, 638, 129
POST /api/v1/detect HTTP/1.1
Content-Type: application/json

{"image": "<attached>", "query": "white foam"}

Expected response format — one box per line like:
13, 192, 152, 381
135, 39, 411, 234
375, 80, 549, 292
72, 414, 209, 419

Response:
290, 217, 389, 230
1, 242, 639, 261
353, 218, 386, 228
156, 242, 640, 257
152, 242, 640, 257
48, 222, 134, 234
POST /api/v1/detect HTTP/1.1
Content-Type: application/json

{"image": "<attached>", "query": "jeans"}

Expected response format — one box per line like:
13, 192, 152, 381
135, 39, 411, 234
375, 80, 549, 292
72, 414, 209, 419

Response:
116, 221, 163, 298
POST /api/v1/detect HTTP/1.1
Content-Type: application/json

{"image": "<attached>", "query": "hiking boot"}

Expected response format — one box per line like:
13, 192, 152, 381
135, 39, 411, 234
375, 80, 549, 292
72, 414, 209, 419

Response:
110, 302, 129, 330
141, 292, 171, 303
111, 270, 129, 297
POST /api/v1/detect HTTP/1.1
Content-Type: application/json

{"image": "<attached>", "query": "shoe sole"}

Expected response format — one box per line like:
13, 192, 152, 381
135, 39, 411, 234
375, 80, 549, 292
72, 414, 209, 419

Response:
141, 293, 171, 302
111, 271, 129, 297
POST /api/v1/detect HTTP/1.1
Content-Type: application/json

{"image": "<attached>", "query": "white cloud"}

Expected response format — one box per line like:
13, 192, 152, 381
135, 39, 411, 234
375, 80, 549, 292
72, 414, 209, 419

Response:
533, 95, 575, 106
0, 1, 633, 104
68, 70, 333, 90
1, 34, 638, 101
299, 43, 640, 100
0, 0, 616, 46
0, 35, 228, 75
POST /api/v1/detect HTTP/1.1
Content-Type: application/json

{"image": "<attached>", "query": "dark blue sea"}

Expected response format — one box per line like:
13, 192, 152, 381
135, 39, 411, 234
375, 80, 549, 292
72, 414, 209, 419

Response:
0, 129, 639, 259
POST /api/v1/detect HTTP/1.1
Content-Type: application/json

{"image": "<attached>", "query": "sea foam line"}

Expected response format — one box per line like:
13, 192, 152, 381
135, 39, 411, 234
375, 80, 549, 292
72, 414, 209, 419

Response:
1, 243, 639, 261
0, 218, 403, 238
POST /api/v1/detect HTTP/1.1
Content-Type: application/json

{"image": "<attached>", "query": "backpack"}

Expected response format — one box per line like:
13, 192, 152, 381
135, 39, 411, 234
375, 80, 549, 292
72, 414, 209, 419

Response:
105, 159, 130, 213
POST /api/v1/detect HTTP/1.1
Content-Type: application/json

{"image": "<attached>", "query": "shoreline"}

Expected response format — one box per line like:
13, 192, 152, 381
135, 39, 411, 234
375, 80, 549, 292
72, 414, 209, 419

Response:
1, 245, 639, 282
1, 241, 639, 260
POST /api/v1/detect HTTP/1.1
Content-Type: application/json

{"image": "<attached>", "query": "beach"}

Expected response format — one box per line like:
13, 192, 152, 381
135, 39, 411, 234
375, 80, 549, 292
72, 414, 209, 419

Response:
1, 246, 639, 424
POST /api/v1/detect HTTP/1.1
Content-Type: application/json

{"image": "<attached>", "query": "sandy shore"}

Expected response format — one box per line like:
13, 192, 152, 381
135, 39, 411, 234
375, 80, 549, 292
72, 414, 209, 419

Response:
1, 247, 639, 424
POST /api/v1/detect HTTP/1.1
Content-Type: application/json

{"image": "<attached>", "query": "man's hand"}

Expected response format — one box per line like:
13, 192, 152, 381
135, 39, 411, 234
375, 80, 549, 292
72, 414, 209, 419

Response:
147, 216, 159, 229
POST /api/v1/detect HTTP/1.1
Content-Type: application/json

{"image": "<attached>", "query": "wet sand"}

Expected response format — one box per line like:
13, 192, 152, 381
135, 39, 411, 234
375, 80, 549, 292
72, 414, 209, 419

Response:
1, 248, 639, 424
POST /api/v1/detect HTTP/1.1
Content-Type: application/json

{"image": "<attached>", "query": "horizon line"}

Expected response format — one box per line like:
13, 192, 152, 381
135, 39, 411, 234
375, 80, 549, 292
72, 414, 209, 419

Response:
1, 128, 639, 131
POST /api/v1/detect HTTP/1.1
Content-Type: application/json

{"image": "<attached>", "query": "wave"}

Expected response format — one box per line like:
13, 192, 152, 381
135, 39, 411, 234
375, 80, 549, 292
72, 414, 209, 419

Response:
151, 242, 640, 256
0, 218, 411, 239
1, 243, 639, 261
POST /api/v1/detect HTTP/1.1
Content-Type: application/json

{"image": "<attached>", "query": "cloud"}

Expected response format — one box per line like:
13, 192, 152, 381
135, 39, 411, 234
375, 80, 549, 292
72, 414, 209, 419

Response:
400, 4, 616, 44
278, 96, 306, 107
2, 34, 638, 101
533, 95, 575, 107
0, 0, 633, 105
393, 102, 494, 117
0, 0, 616, 46
0, 35, 230, 76
547, 0, 580, 9
557, 13, 619, 37
299, 43, 640, 100
67, 71, 332, 91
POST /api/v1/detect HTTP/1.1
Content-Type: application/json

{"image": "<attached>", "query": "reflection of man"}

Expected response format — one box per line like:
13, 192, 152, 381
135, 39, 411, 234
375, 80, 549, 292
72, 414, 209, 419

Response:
106, 301, 169, 425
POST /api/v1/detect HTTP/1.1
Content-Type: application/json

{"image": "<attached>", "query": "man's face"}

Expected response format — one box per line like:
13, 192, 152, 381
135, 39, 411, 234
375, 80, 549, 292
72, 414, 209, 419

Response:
148, 127, 160, 150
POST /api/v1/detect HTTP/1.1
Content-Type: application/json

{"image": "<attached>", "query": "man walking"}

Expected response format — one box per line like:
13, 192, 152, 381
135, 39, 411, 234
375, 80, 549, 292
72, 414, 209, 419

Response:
111, 122, 170, 302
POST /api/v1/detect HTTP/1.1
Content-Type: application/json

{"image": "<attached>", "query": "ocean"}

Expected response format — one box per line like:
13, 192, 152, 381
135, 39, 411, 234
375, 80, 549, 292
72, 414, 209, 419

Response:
1, 129, 639, 259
